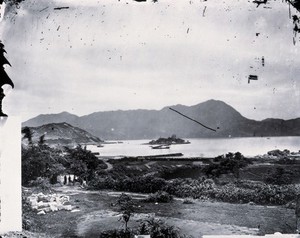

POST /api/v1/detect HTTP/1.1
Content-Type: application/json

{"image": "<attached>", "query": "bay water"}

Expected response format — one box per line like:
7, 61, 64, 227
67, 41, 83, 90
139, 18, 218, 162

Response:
87, 136, 300, 158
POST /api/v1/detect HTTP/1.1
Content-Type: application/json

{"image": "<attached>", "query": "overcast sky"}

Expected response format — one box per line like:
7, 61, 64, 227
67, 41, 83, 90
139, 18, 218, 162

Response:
1, 0, 300, 121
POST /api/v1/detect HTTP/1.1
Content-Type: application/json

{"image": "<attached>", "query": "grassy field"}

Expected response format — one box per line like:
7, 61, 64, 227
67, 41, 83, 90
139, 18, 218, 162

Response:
21, 151, 300, 237
109, 156, 300, 183
24, 186, 297, 238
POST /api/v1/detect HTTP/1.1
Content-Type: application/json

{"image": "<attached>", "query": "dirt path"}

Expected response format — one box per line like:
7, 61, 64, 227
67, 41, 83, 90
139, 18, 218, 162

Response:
27, 187, 296, 237
103, 160, 113, 171
75, 210, 259, 238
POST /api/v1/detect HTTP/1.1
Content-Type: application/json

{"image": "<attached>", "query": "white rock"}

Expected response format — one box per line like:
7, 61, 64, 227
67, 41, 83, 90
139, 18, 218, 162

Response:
50, 204, 58, 212
50, 197, 57, 202
63, 205, 72, 211
71, 209, 80, 213
37, 211, 46, 215
60, 195, 70, 202
50, 207, 58, 212
30, 200, 38, 207
57, 204, 65, 211
43, 207, 51, 213
37, 201, 50, 209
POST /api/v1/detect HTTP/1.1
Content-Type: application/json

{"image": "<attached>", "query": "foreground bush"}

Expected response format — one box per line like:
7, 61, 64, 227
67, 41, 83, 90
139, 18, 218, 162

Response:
99, 229, 133, 238
99, 218, 186, 238
163, 178, 297, 205
28, 177, 52, 192
138, 218, 185, 238
90, 174, 167, 193
144, 191, 173, 203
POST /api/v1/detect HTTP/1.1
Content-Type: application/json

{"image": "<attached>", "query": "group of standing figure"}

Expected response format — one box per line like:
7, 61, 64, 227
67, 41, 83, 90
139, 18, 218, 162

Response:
62, 175, 86, 186
63, 175, 76, 186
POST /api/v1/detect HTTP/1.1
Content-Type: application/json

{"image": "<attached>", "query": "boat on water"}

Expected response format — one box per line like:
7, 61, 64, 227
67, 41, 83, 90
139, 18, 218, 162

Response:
151, 145, 170, 149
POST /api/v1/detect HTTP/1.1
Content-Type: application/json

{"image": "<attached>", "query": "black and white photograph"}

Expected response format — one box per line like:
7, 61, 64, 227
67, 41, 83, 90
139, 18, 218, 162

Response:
1, 0, 300, 237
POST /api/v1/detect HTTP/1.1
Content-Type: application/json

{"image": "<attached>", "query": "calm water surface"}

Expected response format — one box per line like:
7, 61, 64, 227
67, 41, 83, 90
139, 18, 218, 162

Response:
87, 137, 300, 158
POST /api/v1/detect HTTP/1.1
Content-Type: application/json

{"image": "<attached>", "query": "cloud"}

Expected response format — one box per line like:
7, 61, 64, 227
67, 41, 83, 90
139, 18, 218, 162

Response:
1, 0, 299, 121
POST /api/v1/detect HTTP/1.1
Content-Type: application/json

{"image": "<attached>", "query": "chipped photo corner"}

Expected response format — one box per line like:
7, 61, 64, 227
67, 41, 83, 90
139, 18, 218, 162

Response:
1, 0, 300, 237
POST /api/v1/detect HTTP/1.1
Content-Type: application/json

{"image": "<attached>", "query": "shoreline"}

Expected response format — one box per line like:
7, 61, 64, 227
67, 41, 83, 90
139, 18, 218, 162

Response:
87, 137, 300, 159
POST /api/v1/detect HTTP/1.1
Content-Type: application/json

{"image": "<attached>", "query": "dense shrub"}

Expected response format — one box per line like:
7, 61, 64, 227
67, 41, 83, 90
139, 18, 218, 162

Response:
28, 177, 52, 192
203, 152, 251, 179
64, 145, 107, 181
90, 174, 167, 194
22, 145, 65, 186
89, 162, 297, 206
99, 219, 186, 238
99, 229, 133, 238
163, 178, 215, 199
88, 175, 116, 189
202, 181, 297, 205
182, 198, 194, 204
276, 157, 297, 164
91, 166, 299, 205
138, 218, 185, 238
22, 127, 107, 186
264, 167, 294, 185
144, 191, 173, 203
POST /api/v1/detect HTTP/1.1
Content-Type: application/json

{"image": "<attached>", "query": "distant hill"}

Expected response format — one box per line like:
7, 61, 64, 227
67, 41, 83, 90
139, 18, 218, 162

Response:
23, 100, 300, 140
23, 111, 79, 127
23, 122, 103, 146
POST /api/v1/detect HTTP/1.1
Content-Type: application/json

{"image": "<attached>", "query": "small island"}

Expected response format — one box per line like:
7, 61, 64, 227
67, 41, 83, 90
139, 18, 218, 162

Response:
148, 134, 191, 145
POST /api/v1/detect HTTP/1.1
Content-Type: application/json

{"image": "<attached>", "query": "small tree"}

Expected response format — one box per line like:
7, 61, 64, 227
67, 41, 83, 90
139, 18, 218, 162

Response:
38, 134, 46, 146
117, 193, 134, 232
21, 127, 33, 145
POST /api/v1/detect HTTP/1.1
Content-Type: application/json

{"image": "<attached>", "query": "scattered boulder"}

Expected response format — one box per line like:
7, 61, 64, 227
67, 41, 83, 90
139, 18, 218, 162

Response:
27, 192, 73, 214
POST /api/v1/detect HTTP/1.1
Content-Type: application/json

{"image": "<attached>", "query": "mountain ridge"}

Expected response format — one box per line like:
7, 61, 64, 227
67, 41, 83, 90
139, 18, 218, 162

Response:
23, 100, 300, 140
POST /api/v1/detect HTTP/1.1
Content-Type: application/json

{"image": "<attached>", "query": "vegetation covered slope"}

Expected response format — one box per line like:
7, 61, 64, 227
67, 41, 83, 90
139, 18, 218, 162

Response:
22, 122, 103, 146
